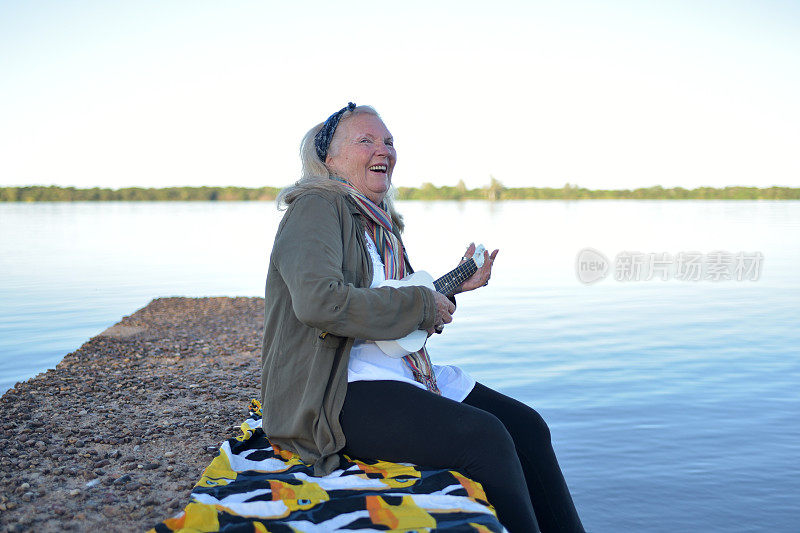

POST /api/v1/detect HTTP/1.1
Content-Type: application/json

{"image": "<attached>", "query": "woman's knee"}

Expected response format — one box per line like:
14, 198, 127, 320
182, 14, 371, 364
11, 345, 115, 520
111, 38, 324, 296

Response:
467, 382, 553, 446
458, 409, 517, 458
517, 404, 552, 445
447, 410, 527, 489
489, 394, 553, 448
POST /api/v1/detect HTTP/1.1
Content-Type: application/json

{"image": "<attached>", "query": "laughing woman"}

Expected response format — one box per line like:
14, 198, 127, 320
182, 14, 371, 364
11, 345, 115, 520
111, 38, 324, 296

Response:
260, 103, 585, 532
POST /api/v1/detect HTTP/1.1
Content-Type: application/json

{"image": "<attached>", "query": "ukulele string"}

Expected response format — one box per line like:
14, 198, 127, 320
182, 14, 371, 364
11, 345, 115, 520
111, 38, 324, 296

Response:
434, 259, 478, 295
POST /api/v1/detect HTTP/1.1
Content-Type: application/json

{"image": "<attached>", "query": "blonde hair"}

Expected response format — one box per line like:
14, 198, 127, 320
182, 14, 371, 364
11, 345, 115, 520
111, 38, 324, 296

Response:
276, 105, 404, 231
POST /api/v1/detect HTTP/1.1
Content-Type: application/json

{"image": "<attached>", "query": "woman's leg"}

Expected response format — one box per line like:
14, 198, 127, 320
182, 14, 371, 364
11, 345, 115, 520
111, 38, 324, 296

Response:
463, 382, 585, 533
340, 380, 540, 533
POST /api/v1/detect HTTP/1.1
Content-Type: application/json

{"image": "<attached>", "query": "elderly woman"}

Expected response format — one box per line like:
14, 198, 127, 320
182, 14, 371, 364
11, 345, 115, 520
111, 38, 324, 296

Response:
261, 103, 584, 533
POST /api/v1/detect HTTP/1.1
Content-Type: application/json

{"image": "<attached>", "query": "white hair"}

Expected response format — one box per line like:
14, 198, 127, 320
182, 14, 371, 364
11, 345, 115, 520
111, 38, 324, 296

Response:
276, 105, 404, 231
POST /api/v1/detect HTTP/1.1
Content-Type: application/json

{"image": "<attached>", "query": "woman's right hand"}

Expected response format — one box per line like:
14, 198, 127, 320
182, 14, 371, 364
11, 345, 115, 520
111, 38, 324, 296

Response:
432, 291, 455, 328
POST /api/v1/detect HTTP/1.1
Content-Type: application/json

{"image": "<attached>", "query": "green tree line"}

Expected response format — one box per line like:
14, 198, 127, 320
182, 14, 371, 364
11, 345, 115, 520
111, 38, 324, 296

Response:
0, 185, 281, 202
2, 182, 799, 202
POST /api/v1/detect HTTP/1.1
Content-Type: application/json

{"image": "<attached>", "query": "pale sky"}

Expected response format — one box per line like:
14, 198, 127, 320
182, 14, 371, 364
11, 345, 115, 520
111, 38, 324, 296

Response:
1, 0, 798, 190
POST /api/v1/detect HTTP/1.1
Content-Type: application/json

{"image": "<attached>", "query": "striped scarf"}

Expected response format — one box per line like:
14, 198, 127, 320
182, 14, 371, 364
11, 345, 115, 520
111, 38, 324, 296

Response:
335, 179, 441, 395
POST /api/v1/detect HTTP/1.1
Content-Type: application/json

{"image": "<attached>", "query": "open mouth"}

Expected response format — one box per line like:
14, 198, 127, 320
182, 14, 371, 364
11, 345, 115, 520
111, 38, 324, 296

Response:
368, 165, 388, 173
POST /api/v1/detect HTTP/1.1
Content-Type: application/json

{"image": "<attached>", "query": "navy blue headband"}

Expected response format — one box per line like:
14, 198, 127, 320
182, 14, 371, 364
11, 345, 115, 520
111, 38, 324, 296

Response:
314, 102, 356, 162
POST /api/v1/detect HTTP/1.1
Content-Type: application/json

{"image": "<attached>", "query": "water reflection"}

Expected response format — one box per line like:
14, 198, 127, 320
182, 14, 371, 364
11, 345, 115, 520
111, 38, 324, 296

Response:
1, 200, 798, 532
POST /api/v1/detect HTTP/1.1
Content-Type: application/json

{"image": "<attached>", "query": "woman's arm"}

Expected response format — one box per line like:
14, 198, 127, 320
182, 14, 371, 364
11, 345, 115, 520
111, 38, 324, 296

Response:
273, 193, 437, 340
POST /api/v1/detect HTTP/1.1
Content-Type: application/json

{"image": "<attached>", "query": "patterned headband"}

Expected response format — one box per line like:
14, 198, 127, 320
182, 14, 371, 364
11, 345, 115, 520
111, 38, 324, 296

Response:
314, 102, 356, 162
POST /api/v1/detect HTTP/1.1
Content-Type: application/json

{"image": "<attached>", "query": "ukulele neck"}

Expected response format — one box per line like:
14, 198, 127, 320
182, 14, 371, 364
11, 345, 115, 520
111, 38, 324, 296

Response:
433, 260, 478, 296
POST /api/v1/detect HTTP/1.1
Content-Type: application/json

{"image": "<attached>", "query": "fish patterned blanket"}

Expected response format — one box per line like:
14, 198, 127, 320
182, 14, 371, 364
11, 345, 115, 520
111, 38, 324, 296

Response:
150, 400, 505, 532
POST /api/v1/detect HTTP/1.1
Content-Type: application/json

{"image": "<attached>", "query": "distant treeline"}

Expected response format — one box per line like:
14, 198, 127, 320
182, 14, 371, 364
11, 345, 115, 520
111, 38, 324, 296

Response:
0, 186, 281, 202
395, 180, 800, 200
2, 181, 799, 202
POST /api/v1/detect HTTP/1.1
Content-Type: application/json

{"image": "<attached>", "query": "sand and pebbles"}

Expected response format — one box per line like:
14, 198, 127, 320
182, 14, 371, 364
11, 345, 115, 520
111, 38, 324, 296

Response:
0, 297, 265, 532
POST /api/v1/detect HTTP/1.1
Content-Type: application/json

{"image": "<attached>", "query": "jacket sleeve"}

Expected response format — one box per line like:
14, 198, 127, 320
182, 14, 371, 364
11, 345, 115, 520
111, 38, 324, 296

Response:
273, 193, 437, 340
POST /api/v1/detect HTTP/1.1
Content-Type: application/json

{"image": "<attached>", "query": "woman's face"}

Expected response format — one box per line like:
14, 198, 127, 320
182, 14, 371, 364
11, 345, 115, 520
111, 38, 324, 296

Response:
326, 113, 396, 204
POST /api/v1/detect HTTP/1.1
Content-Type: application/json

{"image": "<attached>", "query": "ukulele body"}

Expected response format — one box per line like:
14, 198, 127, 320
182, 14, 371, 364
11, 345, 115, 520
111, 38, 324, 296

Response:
372, 245, 485, 358
374, 271, 435, 358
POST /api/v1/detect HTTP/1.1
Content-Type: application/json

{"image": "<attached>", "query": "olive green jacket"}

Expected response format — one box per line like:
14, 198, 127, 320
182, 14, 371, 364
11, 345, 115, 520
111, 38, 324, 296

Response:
260, 187, 437, 476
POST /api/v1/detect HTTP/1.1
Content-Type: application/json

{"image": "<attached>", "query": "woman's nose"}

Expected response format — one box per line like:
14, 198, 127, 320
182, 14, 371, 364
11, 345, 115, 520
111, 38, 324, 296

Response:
375, 141, 391, 156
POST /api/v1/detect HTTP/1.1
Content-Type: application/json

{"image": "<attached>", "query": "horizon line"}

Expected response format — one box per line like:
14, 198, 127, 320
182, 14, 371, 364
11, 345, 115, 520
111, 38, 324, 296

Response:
3, 183, 800, 191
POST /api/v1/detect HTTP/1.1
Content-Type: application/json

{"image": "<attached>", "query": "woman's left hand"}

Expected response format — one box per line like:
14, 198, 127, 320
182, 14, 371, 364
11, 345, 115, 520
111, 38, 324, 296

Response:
456, 243, 498, 293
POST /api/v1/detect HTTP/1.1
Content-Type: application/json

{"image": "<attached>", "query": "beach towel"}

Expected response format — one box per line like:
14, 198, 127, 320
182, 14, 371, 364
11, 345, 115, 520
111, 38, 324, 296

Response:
150, 400, 505, 532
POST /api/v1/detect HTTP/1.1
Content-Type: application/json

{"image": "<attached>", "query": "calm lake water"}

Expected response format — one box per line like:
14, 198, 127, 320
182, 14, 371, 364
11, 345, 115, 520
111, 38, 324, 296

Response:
1, 200, 798, 532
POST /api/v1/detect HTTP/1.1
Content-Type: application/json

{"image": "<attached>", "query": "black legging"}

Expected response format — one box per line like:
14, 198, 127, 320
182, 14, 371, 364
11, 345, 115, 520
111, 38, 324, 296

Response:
340, 380, 585, 533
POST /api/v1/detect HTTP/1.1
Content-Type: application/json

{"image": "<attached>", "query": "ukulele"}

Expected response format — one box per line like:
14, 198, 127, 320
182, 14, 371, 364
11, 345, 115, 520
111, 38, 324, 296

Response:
375, 245, 486, 358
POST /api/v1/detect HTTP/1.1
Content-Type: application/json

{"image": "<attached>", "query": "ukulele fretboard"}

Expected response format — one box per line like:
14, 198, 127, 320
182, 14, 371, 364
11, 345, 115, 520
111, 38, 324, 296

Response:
433, 260, 478, 296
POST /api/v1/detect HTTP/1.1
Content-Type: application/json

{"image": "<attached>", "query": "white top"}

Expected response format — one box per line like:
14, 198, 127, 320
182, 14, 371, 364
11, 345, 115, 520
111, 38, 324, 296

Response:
347, 232, 476, 403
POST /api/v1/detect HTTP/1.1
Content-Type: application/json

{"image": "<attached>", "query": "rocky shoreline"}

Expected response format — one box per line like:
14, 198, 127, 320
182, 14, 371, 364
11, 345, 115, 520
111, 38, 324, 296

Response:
0, 297, 264, 532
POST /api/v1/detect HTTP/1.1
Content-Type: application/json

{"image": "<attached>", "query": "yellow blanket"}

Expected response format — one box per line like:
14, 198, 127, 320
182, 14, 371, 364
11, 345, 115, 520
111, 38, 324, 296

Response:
150, 400, 504, 532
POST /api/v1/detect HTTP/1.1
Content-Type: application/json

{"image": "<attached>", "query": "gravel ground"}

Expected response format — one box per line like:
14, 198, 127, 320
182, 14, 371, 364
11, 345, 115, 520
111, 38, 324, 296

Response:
0, 297, 264, 532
